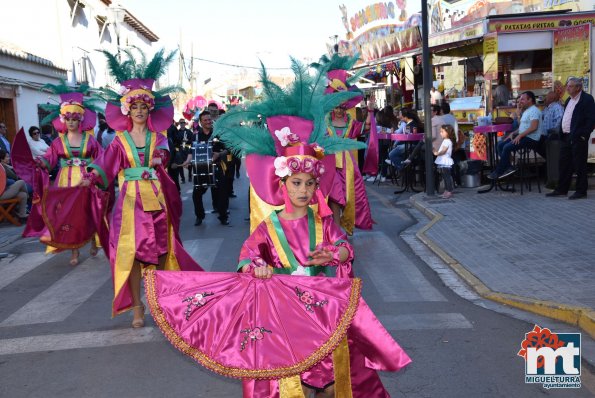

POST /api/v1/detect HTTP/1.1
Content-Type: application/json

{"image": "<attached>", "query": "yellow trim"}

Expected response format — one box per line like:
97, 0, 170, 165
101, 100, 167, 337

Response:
264, 214, 292, 269
112, 181, 137, 317
332, 337, 353, 398
145, 269, 362, 379
249, 186, 283, 233
314, 212, 323, 248
340, 154, 356, 235
279, 376, 306, 398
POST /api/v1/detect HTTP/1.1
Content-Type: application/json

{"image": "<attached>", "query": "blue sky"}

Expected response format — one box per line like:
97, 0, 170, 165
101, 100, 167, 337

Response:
127, 0, 354, 72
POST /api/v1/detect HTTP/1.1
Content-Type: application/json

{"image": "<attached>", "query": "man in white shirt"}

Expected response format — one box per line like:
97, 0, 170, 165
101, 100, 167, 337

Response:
488, 91, 542, 179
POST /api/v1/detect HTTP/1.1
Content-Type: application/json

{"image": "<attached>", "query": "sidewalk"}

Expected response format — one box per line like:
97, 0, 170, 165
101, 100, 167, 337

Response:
0, 224, 25, 249
410, 184, 595, 339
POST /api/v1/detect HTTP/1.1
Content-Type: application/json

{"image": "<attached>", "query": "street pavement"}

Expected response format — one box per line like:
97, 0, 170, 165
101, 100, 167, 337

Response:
408, 179, 595, 349
0, 171, 594, 397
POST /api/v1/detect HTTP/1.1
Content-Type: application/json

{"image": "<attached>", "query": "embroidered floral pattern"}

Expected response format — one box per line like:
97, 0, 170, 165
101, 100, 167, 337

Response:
59, 112, 84, 123
141, 169, 158, 180
60, 224, 71, 232
295, 287, 328, 312
182, 292, 214, 320
65, 158, 86, 167
240, 327, 272, 351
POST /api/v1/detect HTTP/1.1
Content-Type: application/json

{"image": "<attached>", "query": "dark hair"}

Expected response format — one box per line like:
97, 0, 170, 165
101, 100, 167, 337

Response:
401, 108, 421, 124
28, 126, 40, 137
441, 124, 456, 143
440, 102, 451, 114
521, 91, 536, 104
431, 104, 441, 114
0, 149, 7, 161
198, 110, 211, 121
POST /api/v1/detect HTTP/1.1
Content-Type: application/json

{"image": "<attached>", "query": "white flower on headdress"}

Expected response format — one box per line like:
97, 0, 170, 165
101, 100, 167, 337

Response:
117, 85, 130, 96
120, 104, 128, 115
274, 127, 292, 147
273, 156, 290, 178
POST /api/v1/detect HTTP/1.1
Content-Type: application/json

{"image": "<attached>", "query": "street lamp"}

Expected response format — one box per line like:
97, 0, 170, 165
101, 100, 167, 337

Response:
107, 3, 126, 49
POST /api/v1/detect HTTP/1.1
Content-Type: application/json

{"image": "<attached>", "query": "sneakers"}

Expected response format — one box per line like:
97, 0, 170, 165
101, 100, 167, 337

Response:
441, 191, 453, 199
498, 167, 517, 179
365, 176, 376, 182
545, 191, 566, 197
379, 176, 386, 183
384, 159, 392, 166
486, 171, 498, 180
401, 159, 412, 167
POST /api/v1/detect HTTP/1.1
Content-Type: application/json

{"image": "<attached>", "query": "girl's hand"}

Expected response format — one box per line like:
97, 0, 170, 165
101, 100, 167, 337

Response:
79, 178, 91, 187
253, 265, 274, 279
305, 248, 334, 266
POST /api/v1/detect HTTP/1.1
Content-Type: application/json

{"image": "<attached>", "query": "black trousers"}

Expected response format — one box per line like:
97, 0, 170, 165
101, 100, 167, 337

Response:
192, 165, 229, 221
557, 134, 589, 195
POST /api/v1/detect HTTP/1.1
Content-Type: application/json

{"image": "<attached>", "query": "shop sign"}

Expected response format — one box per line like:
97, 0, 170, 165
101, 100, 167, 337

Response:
429, 20, 484, 47
340, 24, 422, 65
552, 24, 591, 96
430, 0, 594, 35
488, 13, 595, 33
483, 33, 498, 81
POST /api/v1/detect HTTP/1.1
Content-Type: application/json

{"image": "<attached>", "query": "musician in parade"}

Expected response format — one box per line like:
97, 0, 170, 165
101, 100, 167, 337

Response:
182, 110, 230, 226
80, 49, 202, 327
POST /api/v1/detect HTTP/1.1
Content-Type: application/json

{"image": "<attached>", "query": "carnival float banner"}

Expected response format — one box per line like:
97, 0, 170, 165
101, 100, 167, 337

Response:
429, 0, 595, 35
337, 1, 422, 65
553, 24, 591, 96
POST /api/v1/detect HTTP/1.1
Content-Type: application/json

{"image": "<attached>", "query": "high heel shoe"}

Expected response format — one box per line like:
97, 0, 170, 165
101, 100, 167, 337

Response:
131, 305, 145, 328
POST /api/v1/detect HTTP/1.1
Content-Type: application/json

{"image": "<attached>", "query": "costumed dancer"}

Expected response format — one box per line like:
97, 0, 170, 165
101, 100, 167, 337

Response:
81, 48, 203, 328
144, 59, 410, 397
312, 54, 375, 235
31, 82, 103, 265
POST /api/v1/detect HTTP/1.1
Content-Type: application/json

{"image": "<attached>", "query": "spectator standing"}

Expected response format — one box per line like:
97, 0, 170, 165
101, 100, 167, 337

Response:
28, 126, 49, 158
541, 91, 564, 136
430, 87, 442, 105
434, 125, 456, 199
488, 91, 542, 179
0, 122, 11, 153
546, 77, 595, 199
493, 77, 511, 107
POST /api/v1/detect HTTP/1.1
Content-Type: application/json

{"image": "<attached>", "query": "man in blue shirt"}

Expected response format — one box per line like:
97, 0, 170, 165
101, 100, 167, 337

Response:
0, 122, 11, 153
541, 91, 564, 136
488, 91, 543, 179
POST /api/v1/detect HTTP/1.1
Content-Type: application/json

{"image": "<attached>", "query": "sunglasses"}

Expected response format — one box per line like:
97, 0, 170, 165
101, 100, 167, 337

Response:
31, 131, 40, 135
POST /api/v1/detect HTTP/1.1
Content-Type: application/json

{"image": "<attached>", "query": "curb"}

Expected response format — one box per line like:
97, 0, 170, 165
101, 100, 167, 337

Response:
409, 193, 595, 340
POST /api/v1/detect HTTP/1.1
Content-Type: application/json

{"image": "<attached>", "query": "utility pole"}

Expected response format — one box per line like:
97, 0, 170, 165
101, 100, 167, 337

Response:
422, 0, 435, 196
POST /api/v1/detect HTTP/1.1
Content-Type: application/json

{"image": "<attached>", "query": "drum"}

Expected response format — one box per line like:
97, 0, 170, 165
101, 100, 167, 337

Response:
192, 143, 215, 187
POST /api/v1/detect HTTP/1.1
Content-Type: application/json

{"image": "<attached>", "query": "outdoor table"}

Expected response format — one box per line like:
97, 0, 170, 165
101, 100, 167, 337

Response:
385, 133, 425, 193
473, 124, 512, 194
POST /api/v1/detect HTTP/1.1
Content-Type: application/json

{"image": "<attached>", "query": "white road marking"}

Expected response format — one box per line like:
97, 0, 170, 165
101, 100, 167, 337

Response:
0, 252, 48, 290
0, 327, 163, 355
1, 258, 110, 327
352, 231, 446, 302
378, 313, 473, 330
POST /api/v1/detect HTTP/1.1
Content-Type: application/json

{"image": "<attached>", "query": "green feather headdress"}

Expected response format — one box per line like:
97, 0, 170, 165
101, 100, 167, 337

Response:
95, 47, 184, 110
310, 53, 367, 86
39, 80, 104, 126
214, 57, 366, 157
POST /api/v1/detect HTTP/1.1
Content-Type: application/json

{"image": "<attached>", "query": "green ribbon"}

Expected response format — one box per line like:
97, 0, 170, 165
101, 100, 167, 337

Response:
270, 208, 328, 276
63, 132, 89, 159
327, 113, 352, 139
123, 167, 157, 181
123, 130, 152, 167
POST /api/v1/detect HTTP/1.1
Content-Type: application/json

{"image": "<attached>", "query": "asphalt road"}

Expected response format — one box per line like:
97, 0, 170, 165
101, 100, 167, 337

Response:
0, 172, 593, 397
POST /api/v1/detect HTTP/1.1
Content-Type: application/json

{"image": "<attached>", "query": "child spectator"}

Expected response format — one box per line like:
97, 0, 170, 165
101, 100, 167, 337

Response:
434, 124, 456, 199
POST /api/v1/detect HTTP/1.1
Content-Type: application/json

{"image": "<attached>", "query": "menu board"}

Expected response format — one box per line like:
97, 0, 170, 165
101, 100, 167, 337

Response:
552, 24, 591, 98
